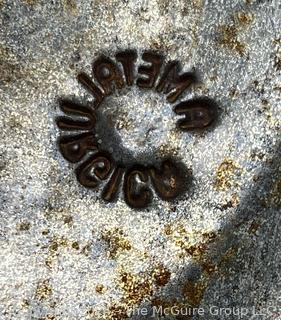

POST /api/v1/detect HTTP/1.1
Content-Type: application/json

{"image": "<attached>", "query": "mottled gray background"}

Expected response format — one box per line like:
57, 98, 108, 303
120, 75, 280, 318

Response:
0, 0, 280, 319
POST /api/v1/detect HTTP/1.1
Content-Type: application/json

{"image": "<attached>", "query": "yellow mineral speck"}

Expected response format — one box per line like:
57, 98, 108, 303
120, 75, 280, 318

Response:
21, 299, 30, 308
248, 220, 262, 235
40, 316, 56, 320
214, 159, 241, 191
45, 236, 69, 268
164, 224, 173, 236
234, 11, 254, 26
158, 143, 180, 158
265, 179, 281, 208
49, 237, 68, 253
62, 0, 77, 15
152, 265, 171, 287
95, 284, 107, 294
108, 304, 128, 320
17, 221, 31, 231
218, 25, 246, 56
217, 10, 254, 56
231, 193, 240, 207
101, 228, 132, 259
63, 215, 73, 225
21, 0, 38, 6
163, 223, 219, 262
71, 241, 80, 250
260, 101, 280, 129
35, 279, 52, 301
182, 279, 208, 307
118, 271, 153, 306
218, 246, 239, 269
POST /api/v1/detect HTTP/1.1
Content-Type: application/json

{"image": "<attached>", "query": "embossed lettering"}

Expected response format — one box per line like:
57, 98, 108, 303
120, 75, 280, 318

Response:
124, 166, 152, 208
149, 160, 184, 200
76, 152, 112, 188
59, 132, 97, 163
116, 50, 137, 86
156, 61, 195, 103
56, 100, 96, 131
137, 51, 163, 88
57, 49, 219, 208
102, 166, 125, 202
174, 98, 217, 131
77, 73, 104, 107
93, 56, 125, 95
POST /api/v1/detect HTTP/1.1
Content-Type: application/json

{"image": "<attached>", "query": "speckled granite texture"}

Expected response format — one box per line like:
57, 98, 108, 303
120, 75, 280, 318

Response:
0, 0, 280, 319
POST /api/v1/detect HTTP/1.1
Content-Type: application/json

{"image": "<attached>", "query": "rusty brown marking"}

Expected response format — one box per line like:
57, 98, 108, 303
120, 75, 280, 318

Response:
57, 49, 218, 208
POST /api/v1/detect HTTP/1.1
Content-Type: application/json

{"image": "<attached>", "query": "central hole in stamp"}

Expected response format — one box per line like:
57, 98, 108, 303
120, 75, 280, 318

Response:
98, 87, 175, 156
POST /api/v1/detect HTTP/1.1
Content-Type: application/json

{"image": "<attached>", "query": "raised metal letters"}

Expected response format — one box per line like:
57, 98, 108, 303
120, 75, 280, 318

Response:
57, 50, 218, 208
174, 98, 217, 130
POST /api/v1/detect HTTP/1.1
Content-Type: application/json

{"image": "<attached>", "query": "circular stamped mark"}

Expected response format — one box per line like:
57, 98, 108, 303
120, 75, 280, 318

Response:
56, 50, 218, 208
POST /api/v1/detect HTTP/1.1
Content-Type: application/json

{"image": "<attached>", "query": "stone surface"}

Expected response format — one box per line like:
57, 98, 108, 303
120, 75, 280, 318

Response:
0, 0, 280, 319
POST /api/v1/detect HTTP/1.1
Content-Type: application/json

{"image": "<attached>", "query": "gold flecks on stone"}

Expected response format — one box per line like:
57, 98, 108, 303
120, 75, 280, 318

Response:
259, 100, 280, 129
217, 25, 246, 56
163, 223, 218, 258
71, 241, 80, 250
217, 246, 239, 272
150, 35, 173, 51
214, 159, 242, 191
119, 271, 153, 306
234, 11, 254, 26
21, 299, 30, 309
182, 243, 240, 307
42, 229, 50, 235
248, 220, 262, 235
101, 228, 132, 259
182, 279, 208, 307
63, 215, 73, 225
35, 279, 52, 301
217, 11, 254, 56
49, 237, 68, 253
152, 265, 171, 287
62, 0, 78, 15
108, 304, 128, 320
95, 284, 107, 294
231, 193, 240, 206
264, 178, 281, 208
109, 263, 172, 317
45, 236, 78, 268
219, 193, 240, 210
39, 316, 56, 320
17, 221, 31, 231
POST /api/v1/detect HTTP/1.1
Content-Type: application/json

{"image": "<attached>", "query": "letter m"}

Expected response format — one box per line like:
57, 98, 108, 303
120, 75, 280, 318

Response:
156, 61, 196, 103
